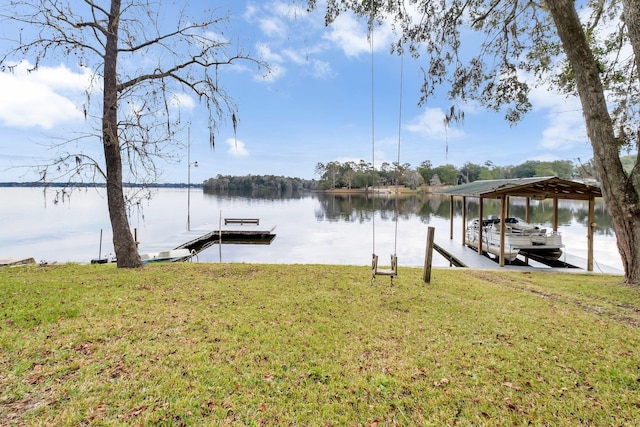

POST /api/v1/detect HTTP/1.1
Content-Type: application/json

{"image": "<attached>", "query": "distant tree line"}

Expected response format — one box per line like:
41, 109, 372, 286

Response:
203, 174, 317, 197
200, 156, 634, 195
313, 160, 423, 190
313, 157, 619, 190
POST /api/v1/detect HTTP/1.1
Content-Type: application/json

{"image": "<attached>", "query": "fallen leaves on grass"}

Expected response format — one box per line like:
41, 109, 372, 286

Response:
502, 381, 521, 391
433, 378, 449, 387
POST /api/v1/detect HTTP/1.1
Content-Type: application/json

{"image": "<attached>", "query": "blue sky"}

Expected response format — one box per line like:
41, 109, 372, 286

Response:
0, 0, 595, 183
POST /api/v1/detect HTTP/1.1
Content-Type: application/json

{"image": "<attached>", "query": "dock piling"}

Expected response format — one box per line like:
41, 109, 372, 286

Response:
423, 227, 435, 283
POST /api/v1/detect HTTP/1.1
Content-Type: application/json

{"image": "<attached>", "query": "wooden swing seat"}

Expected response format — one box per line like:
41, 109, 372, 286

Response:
372, 254, 398, 277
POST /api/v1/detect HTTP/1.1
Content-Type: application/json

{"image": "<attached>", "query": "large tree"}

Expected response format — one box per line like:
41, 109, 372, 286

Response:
311, 0, 640, 284
1, 0, 264, 267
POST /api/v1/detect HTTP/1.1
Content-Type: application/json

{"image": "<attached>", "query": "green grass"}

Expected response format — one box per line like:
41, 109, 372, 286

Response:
1, 263, 640, 425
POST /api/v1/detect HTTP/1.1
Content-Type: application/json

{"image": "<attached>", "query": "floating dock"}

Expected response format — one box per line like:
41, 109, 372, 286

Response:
136, 219, 276, 260
174, 228, 276, 254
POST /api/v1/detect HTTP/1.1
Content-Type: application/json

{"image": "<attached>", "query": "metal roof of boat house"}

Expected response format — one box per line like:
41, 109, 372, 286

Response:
435, 176, 602, 200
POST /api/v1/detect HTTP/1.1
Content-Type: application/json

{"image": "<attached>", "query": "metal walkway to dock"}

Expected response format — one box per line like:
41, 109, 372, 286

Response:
0, 258, 36, 267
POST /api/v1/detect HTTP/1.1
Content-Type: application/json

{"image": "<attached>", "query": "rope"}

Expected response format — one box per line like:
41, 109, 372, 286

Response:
394, 51, 404, 256
368, 3, 402, 280
370, 4, 404, 262
370, 8, 376, 257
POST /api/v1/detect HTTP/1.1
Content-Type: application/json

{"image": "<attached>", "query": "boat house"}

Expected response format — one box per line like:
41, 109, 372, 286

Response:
435, 176, 603, 269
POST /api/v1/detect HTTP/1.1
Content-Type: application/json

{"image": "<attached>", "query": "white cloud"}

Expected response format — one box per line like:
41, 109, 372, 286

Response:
254, 43, 287, 82
282, 47, 334, 79
405, 108, 465, 141
226, 138, 249, 157
244, 4, 259, 21
538, 108, 587, 150
244, 1, 342, 83
273, 1, 308, 20
203, 30, 230, 45
309, 59, 335, 79
170, 93, 196, 111
322, 14, 370, 58
283, 48, 308, 65
248, 1, 315, 40
259, 16, 287, 38
529, 82, 587, 151
0, 61, 90, 129
258, 63, 286, 82
256, 43, 284, 63
322, 12, 396, 58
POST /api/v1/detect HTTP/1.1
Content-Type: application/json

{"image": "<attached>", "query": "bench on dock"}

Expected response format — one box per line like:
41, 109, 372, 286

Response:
224, 218, 259, 226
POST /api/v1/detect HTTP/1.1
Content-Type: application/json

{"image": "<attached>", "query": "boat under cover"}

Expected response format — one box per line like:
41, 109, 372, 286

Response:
466, 217, 564, 262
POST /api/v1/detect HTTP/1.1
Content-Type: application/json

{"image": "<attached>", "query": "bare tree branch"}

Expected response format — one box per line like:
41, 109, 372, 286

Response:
1, 0, 268, 267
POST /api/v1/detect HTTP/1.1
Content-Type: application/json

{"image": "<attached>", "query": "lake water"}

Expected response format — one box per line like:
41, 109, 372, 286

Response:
0, 187, 623, 271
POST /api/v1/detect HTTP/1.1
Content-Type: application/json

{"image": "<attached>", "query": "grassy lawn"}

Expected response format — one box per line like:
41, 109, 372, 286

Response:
1, 263, 639, 425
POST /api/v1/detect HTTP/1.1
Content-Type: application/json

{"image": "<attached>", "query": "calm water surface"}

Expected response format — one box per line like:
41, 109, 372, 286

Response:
0, 187, 623, 271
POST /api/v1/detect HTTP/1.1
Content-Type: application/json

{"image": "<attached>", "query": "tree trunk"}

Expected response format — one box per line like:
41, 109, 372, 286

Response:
545, 0, 640, 283
103, 0, 142, 268
622, 0, 640, 193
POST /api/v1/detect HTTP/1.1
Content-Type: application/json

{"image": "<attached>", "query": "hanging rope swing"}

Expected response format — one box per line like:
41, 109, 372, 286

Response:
370, 10, 404, 285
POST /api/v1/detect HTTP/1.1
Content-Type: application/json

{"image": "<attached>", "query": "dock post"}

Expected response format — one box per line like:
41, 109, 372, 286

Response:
449, 196, 454, 239
423, 226, 435, 283
98, 229, 103, 260
587, 197, 595, 271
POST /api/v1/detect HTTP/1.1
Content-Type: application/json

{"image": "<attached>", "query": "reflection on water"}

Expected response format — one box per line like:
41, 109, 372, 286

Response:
0, 187, 622, 270
312, 192, 615, 235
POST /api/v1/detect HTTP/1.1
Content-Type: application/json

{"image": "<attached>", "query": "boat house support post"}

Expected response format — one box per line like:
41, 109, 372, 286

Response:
587, 196, 595, 271
449, 195, 454, 240
523, 197, 531, 265
552, 198, 559, 232
499, 196, 508, 267
461, 196, 467, 245
477, 197, 484, 255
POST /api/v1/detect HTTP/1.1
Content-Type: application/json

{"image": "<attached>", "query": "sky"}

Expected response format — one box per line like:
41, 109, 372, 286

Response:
0, 0, 598, 184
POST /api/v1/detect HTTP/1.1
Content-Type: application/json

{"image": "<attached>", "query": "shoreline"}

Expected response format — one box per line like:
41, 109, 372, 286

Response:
318, 185, 451, 195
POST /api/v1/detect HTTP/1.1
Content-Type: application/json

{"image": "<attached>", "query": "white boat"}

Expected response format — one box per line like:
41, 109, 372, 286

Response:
466, 217, 564, 262
466, 218, 520, 261
496, 217, 564, 260
140, 248, 195, 264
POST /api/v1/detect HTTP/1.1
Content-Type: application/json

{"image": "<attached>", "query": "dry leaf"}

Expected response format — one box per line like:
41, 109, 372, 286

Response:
127, 406, 147, 417
434, 378, 449, 387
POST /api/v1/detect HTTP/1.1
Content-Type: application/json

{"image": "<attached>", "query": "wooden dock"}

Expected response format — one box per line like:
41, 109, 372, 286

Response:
0, 257, 36, 267
434, 238, 509, 269
434, 236, 623, 274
